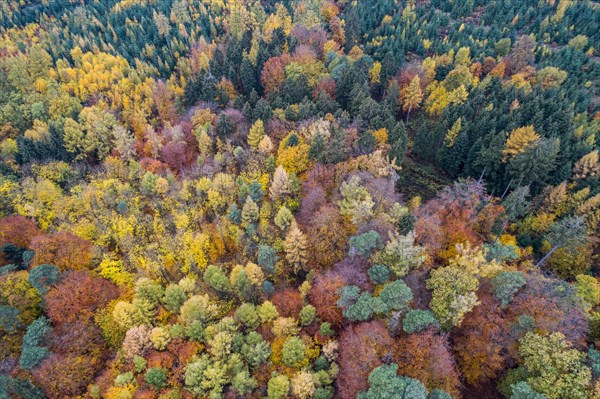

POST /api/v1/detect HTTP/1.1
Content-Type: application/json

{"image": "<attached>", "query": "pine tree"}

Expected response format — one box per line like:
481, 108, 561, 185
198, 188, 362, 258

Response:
284, 221, 308, 273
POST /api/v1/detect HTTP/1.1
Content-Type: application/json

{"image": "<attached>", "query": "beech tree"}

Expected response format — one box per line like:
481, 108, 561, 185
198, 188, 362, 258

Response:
426, 266, 479, 329
33, 354, 97, 399
337, 321, 393, 398
393, 331, 461, 396
45, 271, 118, 327
0, 216, 40, 248
30, 232, 93, 271
508, 332, 591, 399
453, 292, 514, 387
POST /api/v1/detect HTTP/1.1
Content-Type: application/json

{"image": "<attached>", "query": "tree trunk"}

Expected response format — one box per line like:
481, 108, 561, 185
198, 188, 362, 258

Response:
536, 242, 561, 268
478, 166, 487, 184
500, 177, 514, 201
492, 220, 509, 245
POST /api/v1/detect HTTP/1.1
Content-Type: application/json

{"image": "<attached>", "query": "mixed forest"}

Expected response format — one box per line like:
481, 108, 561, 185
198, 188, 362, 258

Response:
0, 0, 599, 398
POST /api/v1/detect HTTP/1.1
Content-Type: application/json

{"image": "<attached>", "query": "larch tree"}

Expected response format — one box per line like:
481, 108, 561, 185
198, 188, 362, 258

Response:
503, 126, 541, 162
573, 150, 599, 181
444, 118, 462, 148
284, 221, 308, 273
401, 75, 423, 123
270, 165, 292, 200
248, 119, 265, 148
448, 84, 468, 105
242, 196, 260, 226
112, 125, 136, 161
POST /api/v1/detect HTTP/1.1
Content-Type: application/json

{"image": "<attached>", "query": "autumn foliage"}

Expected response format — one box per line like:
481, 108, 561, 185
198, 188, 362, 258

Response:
45, 271, 118, 327
30, 231, 93, 270
0, 0, 598, 398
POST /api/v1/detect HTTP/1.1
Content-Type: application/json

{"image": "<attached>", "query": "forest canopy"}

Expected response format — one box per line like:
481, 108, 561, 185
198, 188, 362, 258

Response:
0, 0, 599, 398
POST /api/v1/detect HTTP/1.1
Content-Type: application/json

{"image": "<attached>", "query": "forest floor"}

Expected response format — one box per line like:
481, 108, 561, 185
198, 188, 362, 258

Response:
396, 155, 452, 201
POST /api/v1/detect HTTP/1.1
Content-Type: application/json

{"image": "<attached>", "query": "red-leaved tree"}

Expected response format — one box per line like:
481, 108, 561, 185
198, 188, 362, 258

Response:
0, 215, 40, 248
45, 271, 118, 327
30, 231, 93, 270
33, 354, 97, 399
270, 288, 304, 318
337, 320, 393, 399
394, 330, 461, 397
309, 272, 346, 327
452, 291, 513, 387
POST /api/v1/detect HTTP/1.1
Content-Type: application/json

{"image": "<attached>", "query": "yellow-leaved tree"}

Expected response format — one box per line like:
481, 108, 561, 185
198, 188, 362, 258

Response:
502, 125, 541, 161
248, 119, 265, 148
401, 75, 423, 122
284, 221, 308, 273
444, 118, 462, 148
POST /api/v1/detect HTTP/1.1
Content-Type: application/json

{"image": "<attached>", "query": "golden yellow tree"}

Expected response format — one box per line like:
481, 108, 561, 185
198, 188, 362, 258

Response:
502, 125, 541, 161
284, 221, 308, 273
425, 82, 450, 116
444, 118, 462, 148
401, 75, 423, 122
248, 120, 265, 148
448, 85, 468, 105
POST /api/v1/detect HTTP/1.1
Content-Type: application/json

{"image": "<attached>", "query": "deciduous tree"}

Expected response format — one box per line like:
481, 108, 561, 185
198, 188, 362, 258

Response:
426, 266, 479, 329
284, 221, 308, 273
393, 330, 461, 396
401, 75, 423, 122
45, 271, 118, 327
337, 321, 393, 398
30, 231, 92, 270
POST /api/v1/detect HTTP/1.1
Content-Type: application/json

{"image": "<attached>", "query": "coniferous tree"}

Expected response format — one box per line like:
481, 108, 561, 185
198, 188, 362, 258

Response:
248, 120, 265, 148
270, 165, 292, 200
401, 75, 423, 123
284, 221, 308, 273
